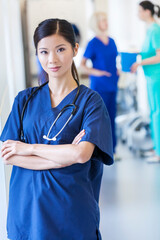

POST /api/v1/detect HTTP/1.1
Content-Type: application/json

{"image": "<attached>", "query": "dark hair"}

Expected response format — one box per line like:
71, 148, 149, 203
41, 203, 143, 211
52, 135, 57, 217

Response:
33, 18, 79, 85
139, 1, 160, 17
72, 24, 81, 44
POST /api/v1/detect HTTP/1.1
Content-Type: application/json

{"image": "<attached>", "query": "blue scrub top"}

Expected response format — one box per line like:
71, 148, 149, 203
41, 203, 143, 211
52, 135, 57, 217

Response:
0, 84, 113, 240
83, 37, 119, 92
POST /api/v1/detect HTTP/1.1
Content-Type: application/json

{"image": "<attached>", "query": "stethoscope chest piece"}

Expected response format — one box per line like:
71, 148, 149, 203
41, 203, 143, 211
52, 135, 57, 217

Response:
43, 135, 57, 141
43, 104, 77, 142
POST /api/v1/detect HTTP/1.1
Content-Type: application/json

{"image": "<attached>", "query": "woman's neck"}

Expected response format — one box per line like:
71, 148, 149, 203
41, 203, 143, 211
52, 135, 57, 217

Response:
146, 16, 155, 25
96, 32, 109, 45
97, 30, 108, 38
48, 73, 77, 97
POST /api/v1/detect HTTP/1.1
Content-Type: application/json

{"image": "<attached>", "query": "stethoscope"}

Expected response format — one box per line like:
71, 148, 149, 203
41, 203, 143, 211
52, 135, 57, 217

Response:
20, 80, 80, 142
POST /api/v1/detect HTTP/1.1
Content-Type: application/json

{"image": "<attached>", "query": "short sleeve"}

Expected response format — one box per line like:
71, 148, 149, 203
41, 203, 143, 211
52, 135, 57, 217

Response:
81, 92, 113, 165
151, 28, 160, 50
83, 40, 95, 61
0, 96, 21, 142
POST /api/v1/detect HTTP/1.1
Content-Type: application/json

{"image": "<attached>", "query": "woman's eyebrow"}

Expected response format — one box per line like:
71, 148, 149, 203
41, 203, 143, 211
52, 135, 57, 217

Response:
56, 44, 66, 48
38, 47, 48, 50
38, 44, 66, 50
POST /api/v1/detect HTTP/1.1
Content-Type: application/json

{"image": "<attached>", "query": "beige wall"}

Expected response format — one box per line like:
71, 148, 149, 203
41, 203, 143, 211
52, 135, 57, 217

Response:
94, 0, 108, 12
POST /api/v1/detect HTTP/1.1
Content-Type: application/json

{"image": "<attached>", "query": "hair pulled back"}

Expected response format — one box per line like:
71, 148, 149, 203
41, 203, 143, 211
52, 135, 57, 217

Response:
139, 1, 160, 17
33, 18, 79, 85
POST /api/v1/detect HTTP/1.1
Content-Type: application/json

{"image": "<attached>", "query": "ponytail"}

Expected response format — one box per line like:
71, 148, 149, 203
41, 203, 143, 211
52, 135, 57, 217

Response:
71, 61, 80, 82
155, 5, 160, 18
139, 1, 160, 17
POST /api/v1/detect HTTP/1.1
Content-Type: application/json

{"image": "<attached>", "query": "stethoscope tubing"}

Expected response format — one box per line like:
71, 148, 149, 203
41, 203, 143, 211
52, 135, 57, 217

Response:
20, 80, 80, 142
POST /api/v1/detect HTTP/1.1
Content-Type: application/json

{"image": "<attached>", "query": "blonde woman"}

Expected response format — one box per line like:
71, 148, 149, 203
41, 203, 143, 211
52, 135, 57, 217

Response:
81, 12, 119, 159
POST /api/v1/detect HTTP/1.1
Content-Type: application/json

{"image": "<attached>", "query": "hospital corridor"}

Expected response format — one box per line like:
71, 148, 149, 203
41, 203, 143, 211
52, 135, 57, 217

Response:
99, 142, 160, 240
1, 0, 160, 239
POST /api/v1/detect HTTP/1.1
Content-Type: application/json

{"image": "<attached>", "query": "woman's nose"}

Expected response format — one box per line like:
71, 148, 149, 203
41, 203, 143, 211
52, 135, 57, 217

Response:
48, 52, 58, 64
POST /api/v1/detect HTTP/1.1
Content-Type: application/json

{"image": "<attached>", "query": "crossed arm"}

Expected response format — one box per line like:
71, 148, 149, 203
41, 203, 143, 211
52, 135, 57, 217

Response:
1, 130, 95, 170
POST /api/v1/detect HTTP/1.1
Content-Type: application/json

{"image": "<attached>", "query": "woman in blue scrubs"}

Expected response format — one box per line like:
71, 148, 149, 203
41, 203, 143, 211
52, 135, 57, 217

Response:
81, 12, 119, 159
0, 19, 113, 240
131, 1, 160, 163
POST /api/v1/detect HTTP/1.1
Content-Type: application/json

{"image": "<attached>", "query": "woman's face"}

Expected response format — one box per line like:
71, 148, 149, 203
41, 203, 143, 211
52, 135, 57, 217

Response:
37, 34, 78, 79
98, 14, 108, 32
138, 5, 150, 21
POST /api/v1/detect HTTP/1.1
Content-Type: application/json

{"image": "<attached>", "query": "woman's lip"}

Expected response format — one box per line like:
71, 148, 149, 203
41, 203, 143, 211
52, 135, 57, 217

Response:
49, 66, 61, 72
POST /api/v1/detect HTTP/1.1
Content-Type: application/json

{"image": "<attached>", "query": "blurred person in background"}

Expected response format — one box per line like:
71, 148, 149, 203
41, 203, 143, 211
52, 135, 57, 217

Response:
131, 1, 160, 163
81, 12, 120, 160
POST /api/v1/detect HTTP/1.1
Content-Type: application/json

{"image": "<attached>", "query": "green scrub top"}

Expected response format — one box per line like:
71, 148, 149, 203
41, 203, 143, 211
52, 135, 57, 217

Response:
141, 22, 160, 78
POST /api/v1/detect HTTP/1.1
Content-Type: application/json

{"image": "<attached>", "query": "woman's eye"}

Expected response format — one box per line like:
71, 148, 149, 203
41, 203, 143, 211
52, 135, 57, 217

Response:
40, 51, 48, 54
57, 48, 65, 53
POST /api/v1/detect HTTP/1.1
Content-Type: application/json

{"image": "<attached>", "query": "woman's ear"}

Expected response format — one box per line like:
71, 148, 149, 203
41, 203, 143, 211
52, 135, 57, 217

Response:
73, 43, 79, 57
146, 9, 152, 17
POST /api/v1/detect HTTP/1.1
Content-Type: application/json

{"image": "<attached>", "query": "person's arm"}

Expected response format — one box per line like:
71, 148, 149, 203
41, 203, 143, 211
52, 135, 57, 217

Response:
80, 57, 111, 77
3, 155, 62, 170
131, 49, 160, 73
2, 142, 95, 169
1, 130, 95, 169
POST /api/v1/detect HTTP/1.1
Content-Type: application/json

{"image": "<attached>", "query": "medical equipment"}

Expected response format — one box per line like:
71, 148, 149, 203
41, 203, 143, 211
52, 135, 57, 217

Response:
20, 80, 80, 142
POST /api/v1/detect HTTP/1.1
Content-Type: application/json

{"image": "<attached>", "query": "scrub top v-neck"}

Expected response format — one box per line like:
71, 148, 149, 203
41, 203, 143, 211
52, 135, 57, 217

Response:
47, 83, 79, 109
0, 83, 113, 240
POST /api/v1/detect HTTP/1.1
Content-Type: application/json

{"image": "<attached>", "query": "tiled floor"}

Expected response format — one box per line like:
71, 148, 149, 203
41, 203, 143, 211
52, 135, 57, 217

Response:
99, 142, 160, 240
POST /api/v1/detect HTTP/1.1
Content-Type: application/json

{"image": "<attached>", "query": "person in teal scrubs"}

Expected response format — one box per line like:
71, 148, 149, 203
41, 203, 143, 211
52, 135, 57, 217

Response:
131, 1, 160, 163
